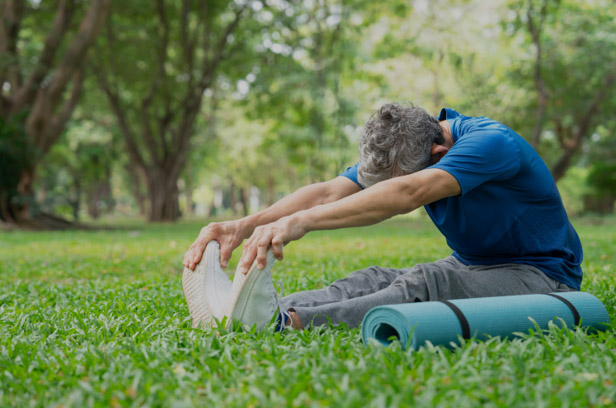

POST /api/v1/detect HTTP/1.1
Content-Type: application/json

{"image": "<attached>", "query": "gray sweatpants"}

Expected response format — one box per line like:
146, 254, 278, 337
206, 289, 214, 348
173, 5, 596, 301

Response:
280, 256, 576, 329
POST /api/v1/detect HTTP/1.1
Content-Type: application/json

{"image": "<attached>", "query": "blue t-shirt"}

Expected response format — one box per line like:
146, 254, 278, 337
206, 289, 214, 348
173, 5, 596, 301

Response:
340, 108, 583, 290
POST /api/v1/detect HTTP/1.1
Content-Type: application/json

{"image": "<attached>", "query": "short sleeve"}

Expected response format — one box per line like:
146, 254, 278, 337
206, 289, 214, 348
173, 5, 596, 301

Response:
339, 163, 364, 189
430, 130, 521, 195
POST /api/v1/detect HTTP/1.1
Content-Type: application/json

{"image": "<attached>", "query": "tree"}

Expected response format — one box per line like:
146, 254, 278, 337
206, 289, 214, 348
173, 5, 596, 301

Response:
93, 0, 254, 222
0, 0, 110, 227
37, 119, 116, 221
508, 0, 616, 181
243, 0, 402, 187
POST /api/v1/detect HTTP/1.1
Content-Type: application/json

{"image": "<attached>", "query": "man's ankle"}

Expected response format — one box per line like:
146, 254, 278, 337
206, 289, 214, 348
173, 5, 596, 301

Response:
288, 310, 304, 330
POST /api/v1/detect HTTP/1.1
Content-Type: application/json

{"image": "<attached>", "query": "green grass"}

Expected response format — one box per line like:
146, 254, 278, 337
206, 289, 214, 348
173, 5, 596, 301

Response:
1, 216, 615, 407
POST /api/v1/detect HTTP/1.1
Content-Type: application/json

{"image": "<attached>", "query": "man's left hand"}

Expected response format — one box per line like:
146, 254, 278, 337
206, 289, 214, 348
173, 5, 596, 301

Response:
237, 215, 307, 274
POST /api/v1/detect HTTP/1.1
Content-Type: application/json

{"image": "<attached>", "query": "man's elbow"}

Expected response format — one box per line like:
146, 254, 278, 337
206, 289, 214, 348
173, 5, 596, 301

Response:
302, 181, 335, 206
320, 178, 360, 204
396, 177, 430, 213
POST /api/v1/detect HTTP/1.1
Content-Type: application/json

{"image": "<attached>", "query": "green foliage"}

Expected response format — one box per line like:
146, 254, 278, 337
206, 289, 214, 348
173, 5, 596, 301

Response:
587, 164, 616, 199
240, 0, 406, 185
93, 0, 261, 149
505, 0, 616, 168
3, 0, 89, 83
586, 123, 616, 200
8, 0, 614, 217
36, 120, 116, 219
556, 166, 590, 216
1, 218, 615, 406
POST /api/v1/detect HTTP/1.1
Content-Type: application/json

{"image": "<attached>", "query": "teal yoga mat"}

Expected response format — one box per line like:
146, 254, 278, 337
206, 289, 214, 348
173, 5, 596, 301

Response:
361, 292, 610, 350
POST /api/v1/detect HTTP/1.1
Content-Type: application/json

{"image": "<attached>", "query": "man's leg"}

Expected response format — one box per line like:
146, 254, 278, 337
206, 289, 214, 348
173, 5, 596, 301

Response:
279, 266, 407, 328
286, 256, 575, 329
281, 266, 407, 308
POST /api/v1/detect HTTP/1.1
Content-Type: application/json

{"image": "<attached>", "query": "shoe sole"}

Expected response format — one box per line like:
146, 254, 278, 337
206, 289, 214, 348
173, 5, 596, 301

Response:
182, 241, 221, 329
224, 249, 277, 331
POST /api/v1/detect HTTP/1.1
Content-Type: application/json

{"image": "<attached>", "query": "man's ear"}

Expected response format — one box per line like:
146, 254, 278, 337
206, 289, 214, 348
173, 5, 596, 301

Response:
430, 144, 450, 163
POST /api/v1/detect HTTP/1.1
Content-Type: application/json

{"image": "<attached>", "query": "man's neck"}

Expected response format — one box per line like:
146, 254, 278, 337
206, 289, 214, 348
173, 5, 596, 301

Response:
439, 120, 454, 148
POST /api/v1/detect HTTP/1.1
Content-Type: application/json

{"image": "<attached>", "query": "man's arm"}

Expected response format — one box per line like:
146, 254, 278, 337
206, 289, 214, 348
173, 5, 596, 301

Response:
237, 168, 460, 272
244, 176, 362, 232
183, 176, 361, 270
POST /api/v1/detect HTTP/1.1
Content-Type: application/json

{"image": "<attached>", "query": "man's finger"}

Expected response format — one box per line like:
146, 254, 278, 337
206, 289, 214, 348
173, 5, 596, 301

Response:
255, 239, 269, 270
238, 240, 256, 274
190, 236, 211, 268
220, 246, 232, 268
256, 229, 275, 270
272, 236, 284, 261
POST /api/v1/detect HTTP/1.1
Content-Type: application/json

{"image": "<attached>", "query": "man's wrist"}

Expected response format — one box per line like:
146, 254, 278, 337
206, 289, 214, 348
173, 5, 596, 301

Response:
289, 209, 313, 234
240, 207, 279, 236
237, 216, 257, 239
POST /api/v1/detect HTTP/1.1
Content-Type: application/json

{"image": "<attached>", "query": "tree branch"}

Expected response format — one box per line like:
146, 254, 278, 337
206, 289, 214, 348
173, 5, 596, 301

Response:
0, 0, 25, 93
93, 63, 146, 171
44, 0, 109, 110
25, 0, 109, 156
145, 0, 172, 165
38, 69, 85, 156
526, 0, 549, 150
550, 70, 615, 181
197, 4, 248, 90
11, 0, 75, 113
169, 3, 248, 160
180, 0, 196, 74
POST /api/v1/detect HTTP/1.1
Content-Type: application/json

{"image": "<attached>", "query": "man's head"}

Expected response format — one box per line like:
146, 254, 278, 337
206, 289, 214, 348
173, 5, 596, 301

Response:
358, 103, 445, 188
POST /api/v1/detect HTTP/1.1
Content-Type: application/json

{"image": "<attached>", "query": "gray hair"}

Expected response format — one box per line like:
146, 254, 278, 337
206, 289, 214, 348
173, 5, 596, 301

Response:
357, 103, 444, 187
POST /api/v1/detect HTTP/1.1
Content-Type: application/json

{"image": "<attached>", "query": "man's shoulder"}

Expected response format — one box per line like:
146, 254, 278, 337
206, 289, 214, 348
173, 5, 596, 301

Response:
455, 115, 511, 139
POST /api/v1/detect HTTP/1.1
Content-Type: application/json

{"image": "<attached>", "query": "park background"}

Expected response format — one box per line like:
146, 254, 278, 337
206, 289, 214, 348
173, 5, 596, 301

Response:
1, 0, 615, 225
1, 0, 615, 407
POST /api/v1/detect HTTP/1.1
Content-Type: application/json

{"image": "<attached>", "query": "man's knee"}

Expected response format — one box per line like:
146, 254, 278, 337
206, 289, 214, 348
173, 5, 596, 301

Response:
330, 266, 404, 299
389, 260, 457, 302
389, 270, 431, 303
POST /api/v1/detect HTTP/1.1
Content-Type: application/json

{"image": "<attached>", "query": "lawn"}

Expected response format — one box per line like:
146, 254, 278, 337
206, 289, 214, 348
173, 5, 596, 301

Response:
1, 216, 615, 407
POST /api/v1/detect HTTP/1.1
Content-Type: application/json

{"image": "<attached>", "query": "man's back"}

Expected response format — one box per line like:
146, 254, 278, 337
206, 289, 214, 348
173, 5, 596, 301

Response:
427, 108, 583, 290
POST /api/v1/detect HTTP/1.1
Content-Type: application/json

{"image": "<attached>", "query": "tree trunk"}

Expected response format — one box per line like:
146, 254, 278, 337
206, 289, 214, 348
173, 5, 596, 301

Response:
2, 165, 80, 229
267, 175, 275, 206
71, 176, 81, 220
101, 171, 113, 214
87, 182, 101, 219
15, 166, 35, 220
229, 181, 238, 215
126, 163, 147, 216
0, 0, 110, 228
93, 1, 248, 224
550, 150, 577, 183
239, 186, 249, 217
184, 177, 194, 218
0, 166, 43, 225
147, 171, 180, 222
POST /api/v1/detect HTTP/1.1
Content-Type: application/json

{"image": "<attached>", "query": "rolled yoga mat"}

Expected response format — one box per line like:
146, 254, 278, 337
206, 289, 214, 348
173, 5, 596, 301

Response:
361, 292, 610, 350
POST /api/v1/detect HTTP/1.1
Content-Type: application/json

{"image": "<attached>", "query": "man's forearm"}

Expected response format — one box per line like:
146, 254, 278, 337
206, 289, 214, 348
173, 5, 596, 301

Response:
292, 169, 460, 233
295, 179, 416, 232
238, 180, 352, 237
235, 169, 459, 272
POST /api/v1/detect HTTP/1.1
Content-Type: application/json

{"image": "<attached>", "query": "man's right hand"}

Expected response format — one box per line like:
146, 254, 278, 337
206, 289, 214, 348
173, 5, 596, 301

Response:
183, 220, 247, 270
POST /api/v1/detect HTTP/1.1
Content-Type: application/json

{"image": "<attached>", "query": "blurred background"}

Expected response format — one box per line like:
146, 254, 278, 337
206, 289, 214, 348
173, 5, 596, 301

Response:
0, 0, 614, 229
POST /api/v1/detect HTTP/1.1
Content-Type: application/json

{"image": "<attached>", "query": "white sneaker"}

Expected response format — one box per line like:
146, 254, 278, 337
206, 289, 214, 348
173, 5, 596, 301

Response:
224, 248, 278, 331
182, 241, 232, 328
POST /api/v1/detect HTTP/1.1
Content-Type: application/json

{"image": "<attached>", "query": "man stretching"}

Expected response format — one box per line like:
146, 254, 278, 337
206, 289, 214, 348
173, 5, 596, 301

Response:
182, 103, 581, 331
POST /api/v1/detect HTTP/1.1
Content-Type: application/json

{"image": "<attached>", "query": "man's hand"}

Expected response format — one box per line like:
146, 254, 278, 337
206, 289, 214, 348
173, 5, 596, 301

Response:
183, 221, 247, 270
237, 215, 307, 274
183, 177, 360, 272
